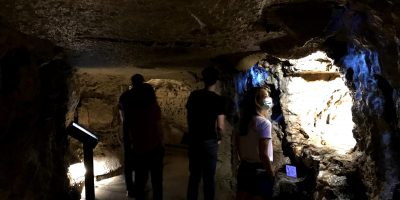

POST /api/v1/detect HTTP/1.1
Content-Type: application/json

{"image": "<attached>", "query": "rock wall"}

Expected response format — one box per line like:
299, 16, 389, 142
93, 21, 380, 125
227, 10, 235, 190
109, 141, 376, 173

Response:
326, 2, 400, 199
254, 1, 400, 199
244, 46, 399, 200
0, 25, 74, 200
147, 79, 193, 145
246, 4, 400, 196
229, 51, 363, 199
264, 52, 365, 199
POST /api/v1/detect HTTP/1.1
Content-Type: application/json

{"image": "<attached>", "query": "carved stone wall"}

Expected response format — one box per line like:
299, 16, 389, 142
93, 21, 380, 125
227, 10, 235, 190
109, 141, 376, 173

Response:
0, 25, 74, 200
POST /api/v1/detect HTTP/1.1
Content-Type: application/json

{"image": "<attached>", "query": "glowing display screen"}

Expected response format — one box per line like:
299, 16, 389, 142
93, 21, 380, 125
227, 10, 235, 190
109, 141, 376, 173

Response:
286, 165, 297, 178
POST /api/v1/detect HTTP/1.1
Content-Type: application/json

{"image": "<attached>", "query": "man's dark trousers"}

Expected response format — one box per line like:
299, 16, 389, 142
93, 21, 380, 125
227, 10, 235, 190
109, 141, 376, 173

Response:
187, 139, 218, 200
134, 146, 164, 200
123, 134, 135, 194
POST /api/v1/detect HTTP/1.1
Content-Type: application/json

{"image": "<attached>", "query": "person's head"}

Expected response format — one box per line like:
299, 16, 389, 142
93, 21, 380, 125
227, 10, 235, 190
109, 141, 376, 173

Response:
254, 87, 273, 115
201, 66, 219, 87
130, 74, 144, 88
239, 87, 272, 135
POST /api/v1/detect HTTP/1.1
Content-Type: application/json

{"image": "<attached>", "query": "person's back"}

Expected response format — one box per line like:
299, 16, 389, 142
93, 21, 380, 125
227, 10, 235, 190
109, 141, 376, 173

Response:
120, 74, 146, 126
186, 89, 224, 141
119, 74, 145, 198
120, 88, 139, 126
126, 82, 164, 200
186, 66, 226, 200
127, 83, 162, 154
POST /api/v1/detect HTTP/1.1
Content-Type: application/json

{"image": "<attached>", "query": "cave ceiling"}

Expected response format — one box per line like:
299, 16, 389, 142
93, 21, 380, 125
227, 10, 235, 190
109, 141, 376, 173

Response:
0, 0, 397, 68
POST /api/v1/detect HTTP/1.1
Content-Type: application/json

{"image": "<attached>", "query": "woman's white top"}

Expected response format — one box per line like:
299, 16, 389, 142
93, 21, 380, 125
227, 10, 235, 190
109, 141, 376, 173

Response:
239, 115, 273, 163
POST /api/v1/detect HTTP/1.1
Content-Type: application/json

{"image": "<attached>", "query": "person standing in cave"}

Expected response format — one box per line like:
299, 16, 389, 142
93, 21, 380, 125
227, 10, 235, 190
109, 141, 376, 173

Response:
236, 87, 274, 200
119, 74, 145, 198
186, 66, 226, 200
119, 74, 164, 200
131, 82, 164, 200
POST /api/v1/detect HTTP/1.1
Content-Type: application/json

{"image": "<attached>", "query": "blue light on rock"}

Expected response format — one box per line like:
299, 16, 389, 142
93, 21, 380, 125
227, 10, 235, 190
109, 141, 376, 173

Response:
235, 63, 269, 96
343, 45, 384, 114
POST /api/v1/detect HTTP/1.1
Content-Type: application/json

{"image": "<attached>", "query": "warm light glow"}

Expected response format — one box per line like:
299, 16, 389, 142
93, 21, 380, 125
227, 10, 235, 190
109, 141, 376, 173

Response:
287, 51, 356, 154
289, 51, 338, 72
68, 163, 86, 185
68, 157, 120, 186
93, 159, 112, 176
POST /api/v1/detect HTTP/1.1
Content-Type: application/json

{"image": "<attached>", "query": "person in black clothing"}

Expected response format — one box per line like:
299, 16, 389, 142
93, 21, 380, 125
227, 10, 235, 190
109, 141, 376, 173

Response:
130, 82, 164, 200
186, 66, 226, 200
119, 74, 145, 198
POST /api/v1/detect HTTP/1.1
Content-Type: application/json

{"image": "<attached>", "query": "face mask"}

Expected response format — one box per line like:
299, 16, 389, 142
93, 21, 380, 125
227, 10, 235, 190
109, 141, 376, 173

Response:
263, 97, 273, 109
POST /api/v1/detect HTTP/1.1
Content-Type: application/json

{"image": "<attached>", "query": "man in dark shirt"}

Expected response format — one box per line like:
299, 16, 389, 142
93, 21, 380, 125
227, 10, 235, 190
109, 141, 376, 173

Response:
186, 66, 226, 200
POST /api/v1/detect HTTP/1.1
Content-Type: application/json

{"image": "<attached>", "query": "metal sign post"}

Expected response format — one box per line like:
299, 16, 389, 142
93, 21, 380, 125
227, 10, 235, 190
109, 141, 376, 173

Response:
68, 122, 98, 200
83, 143, 95, 200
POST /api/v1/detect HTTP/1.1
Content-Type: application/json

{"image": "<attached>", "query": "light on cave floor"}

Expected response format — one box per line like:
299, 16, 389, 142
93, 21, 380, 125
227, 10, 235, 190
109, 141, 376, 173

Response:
68, 159, 111, 185
68, 163, 86, 185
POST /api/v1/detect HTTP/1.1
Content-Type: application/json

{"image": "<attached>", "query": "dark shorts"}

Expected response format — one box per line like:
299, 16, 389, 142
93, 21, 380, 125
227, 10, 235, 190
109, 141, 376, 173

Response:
237, 161, 274, 199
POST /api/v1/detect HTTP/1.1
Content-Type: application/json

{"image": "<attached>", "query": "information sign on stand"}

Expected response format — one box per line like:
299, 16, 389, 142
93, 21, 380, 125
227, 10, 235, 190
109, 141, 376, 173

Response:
68, 122, 98, 200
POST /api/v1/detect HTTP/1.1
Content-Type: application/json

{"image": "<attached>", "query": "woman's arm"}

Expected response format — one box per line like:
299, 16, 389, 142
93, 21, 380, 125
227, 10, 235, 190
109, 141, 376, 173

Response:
259, 138, 274, 177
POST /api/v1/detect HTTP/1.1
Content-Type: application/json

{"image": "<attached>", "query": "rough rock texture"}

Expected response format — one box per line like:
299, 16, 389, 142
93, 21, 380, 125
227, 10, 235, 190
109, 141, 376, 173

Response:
0, 1, 397, 82
147, 79, 193, 144
0, 0, 275, 67
0, 25, 74, 200
326, 2, 400, 199
249, 43, 399, 199
230, 51, 363, 199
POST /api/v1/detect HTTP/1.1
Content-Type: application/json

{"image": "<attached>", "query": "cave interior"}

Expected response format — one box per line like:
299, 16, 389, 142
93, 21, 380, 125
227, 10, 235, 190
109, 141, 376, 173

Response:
0, 0, 400, 200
